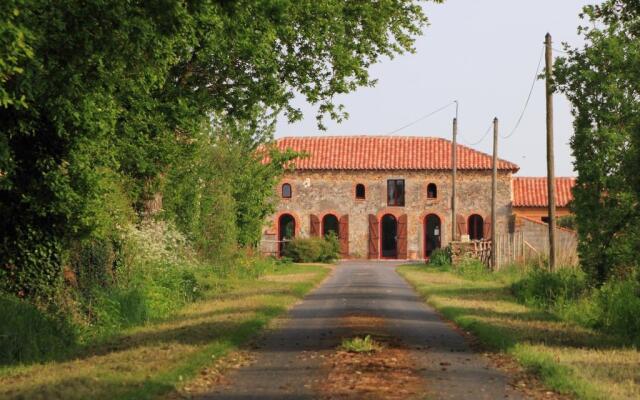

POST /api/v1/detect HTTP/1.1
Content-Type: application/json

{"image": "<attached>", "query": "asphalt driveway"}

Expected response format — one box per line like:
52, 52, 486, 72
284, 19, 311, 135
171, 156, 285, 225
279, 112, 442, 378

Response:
199, 261, 525, 399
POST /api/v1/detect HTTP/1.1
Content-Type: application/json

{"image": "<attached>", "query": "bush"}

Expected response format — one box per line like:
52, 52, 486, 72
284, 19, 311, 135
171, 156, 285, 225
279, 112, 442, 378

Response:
428, 247, 451, 267
595, 279, 640, 341
455, 257, 491, 280
282, 235, 340, 263
0, 294, 76, 364
511, 268, 589, 309
557, 215, 576, 230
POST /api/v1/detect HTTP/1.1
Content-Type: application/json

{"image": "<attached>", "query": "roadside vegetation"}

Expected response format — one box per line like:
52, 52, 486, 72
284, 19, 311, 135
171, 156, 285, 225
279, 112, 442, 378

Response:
399, 252, 640, 400
0, 262, 329, 400
0, 0, 428, 383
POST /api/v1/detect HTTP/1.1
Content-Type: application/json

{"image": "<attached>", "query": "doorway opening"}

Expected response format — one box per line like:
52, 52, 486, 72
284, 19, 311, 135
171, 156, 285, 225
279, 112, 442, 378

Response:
468, 214, 484, 240
278, 214, 295, 256
381, 214, 398, 258
322, 214, 339, 238
424, 214, 442, 258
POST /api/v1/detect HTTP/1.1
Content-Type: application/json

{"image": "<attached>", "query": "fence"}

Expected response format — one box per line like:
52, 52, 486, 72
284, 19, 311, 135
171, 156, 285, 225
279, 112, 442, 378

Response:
259, 238, 291, 258
453, 227, 578, 270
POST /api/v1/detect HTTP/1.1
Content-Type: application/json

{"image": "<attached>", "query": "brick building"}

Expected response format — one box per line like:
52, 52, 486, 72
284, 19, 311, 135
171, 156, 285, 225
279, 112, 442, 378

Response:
260, 136, 524, 259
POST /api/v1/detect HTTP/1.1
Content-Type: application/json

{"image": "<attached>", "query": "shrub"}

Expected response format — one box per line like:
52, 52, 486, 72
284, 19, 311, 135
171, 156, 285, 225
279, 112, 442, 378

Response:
282, 235, 340, 263
455, 257, 491, 280
428, 247, 451, 267
0, 294, 76, 364
595, 279, 640, 341
511, 268, 589, 309
557, 215, 576, 230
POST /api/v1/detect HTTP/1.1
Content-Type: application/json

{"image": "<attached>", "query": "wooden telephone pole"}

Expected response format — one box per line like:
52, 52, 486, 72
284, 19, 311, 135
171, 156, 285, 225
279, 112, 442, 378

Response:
545, 33, 557, 271
491, 117, 498, 270
451, 116, 458, 242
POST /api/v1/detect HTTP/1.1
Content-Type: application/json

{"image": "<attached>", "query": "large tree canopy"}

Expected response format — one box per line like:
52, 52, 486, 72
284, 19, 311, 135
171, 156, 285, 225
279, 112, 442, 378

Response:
555, 0, 640, 284
0, 1, 434, 298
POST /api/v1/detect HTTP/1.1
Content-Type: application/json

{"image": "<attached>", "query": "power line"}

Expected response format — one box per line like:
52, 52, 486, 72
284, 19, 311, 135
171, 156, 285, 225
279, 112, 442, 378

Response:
460, 120, 493, 146
502, 45, 545, 139
388, 101, 456, 134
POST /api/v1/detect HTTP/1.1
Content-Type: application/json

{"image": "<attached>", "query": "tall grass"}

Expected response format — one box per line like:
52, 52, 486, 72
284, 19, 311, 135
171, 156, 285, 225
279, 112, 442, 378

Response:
511, 267, 640, 343
0, 221, 279, 365
0, 294, 77, 364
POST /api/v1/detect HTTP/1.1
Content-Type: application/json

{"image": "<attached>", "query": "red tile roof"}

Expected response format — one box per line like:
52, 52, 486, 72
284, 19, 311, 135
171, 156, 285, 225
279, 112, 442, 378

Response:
513, 177, 576, 207
275, 136, 519, 171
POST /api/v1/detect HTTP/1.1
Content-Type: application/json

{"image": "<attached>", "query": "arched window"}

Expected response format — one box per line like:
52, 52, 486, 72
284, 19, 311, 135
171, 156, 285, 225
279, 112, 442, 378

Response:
281, 183, 292, 198
355, 184, 366, 199
468, 214, 484, 240
427, 183, 437, 199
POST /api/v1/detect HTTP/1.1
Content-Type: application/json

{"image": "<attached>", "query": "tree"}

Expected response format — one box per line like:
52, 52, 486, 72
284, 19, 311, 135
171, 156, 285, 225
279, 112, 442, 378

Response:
554, 1, 640, 284
1, 1, 434, 299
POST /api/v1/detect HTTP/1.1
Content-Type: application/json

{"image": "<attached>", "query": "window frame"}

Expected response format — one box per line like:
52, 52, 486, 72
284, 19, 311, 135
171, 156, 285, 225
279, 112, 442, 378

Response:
281, 183, 292, 199
355, 183, 366, 200
387, 179, 405, 207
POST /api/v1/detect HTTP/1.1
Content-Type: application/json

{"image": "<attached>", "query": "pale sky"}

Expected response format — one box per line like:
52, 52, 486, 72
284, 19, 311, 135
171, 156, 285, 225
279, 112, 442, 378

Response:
275, 0, 598, 177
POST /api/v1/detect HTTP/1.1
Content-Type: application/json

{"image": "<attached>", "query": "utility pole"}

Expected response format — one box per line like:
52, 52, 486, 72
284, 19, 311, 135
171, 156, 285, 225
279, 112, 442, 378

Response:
451, 112, 458, 242
545, 33, 557, 271
491, 117, 498, 270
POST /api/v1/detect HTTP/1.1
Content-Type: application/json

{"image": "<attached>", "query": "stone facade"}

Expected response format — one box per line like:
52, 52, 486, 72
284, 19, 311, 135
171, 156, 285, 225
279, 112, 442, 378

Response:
261, 169, 513, 259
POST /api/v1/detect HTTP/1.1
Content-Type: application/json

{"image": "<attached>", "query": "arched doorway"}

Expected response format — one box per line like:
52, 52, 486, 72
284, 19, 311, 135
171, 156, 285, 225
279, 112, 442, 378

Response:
322, 214, 339, 238
278, 214, 295, 256
381, 214, 398, 258
424, 214, 441, 257
468, 214, 484, 240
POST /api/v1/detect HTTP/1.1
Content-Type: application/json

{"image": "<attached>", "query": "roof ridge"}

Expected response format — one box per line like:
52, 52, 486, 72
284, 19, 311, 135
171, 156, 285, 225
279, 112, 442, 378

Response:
274, 135, 520, 171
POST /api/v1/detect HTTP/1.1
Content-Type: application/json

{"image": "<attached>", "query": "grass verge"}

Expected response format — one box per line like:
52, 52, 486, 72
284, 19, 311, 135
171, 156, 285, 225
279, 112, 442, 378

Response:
397, 265, 640, 400
0, 263, 330, 400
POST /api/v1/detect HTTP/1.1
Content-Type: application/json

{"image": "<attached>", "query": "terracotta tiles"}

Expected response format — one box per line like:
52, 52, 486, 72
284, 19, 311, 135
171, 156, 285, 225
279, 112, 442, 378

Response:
275, 136, 520, 171
513, 177, 576, 207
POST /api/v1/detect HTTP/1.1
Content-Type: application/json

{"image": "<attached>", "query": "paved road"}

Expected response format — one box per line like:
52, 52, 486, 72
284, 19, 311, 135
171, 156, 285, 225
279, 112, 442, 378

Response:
200, 261, 524, 399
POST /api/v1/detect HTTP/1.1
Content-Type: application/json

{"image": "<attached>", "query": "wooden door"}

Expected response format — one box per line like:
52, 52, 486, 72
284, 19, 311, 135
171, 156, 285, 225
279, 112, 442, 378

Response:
339, 215, 349, 257
397, 214, 408, 259
456, 214, 466, 239
309, 214, 320, 237
483, 220, 492, 240
368, 214, 379, 259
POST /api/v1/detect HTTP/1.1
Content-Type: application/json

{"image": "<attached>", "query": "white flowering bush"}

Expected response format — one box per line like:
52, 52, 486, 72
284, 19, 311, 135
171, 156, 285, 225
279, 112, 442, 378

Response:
120, 219, 195, 266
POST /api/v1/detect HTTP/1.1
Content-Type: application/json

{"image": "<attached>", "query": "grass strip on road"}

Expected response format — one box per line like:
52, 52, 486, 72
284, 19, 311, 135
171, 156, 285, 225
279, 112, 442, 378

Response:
0, 263, 330, 400
397, 265, 640, 400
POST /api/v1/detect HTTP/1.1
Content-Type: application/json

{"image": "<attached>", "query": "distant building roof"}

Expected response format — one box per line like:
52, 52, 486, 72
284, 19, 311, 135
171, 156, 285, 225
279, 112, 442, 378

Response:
513, 177, 576, 207
275, 136, 519, 171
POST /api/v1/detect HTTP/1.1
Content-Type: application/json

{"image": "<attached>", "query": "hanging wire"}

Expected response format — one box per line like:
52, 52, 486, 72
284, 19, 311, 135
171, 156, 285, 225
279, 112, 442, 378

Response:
388, 101, 456, 134
502, 45, 545, 139
461, 120, 493, 146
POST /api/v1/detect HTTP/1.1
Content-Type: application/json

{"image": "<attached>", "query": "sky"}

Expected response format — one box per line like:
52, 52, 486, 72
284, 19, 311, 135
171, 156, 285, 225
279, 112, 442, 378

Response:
274, 0, 599, 177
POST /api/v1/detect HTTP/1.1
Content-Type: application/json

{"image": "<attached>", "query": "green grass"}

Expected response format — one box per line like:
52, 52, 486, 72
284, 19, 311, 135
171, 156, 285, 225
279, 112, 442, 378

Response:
340, 335, 383, 353
398, 264, 640, 400
0, 263, 330, 400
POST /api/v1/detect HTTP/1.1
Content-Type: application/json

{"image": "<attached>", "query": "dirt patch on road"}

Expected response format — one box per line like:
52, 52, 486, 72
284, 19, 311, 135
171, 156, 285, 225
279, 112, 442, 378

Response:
317, 315, 427, 400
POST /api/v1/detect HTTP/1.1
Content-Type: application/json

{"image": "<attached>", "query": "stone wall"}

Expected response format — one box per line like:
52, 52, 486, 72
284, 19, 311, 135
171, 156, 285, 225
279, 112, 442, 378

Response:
262, 169, 513, 259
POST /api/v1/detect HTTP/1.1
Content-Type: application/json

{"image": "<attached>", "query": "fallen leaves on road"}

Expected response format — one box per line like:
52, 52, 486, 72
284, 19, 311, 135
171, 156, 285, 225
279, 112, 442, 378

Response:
317, 315, 427, 400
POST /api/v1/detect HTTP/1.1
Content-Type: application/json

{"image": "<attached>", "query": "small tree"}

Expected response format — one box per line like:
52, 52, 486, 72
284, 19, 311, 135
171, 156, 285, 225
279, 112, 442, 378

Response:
555, 1, 640, 284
